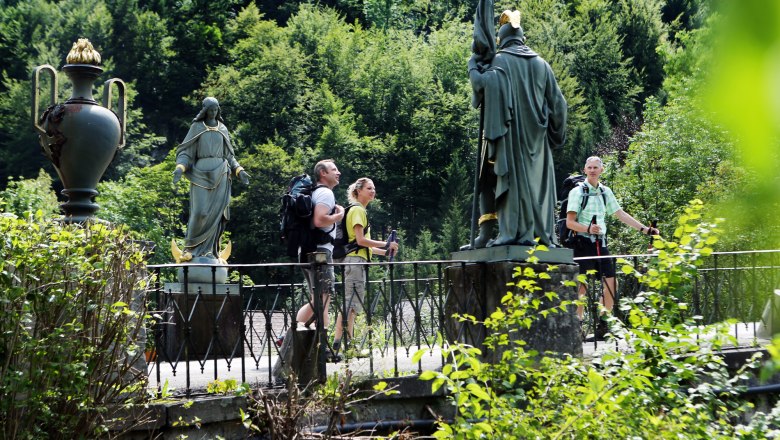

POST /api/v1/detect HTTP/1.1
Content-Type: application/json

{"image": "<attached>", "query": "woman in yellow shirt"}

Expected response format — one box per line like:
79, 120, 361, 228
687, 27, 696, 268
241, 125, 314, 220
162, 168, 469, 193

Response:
333, 178, 398, 354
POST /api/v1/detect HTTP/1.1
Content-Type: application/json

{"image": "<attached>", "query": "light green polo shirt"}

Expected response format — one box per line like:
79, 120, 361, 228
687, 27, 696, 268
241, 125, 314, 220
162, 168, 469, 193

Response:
566, 181, 620, 236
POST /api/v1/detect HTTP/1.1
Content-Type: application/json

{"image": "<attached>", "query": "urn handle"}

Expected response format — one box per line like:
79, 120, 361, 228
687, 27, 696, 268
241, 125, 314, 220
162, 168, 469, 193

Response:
31, 64, 58, 136
102, 78, 127, 149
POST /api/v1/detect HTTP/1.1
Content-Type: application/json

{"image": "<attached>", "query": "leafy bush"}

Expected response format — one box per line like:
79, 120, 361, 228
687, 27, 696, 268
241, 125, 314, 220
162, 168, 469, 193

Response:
419, 200, 780, 439
0, 213, 152, 438
97, 150, 187, 266
242, 370, 397, 438
0, 169, 59, 217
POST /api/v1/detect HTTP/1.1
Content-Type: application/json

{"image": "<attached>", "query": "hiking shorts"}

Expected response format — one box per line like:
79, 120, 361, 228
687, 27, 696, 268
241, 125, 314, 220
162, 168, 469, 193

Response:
342, 256, 367, 315
573, 237, 616, 279
302, 247, 335, 298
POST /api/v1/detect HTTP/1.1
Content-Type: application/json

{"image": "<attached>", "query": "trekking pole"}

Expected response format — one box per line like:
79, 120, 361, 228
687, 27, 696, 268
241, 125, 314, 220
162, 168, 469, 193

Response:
593, 215, 613, 343
644, 218, 658, 253
592, 217, 611, 305
386, 230, 398, 262
588, 215, 601, 339
649, 218, 658, 249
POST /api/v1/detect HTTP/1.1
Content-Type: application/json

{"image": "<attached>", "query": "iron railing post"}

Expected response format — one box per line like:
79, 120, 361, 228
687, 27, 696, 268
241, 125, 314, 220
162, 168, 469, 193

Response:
309, 252, 328, 383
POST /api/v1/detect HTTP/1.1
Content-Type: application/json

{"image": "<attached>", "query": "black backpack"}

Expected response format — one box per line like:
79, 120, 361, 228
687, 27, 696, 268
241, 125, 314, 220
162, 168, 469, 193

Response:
332, 204, 368, 260
555, 175, 607, 248
279, 174, 331, 260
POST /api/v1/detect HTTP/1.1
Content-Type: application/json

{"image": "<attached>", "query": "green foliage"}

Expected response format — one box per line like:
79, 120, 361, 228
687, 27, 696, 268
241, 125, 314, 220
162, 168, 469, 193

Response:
570, 0, 641, 126
104, 0, 177, 136
606, 94, 741, 253
420, 201, 780, 438
617, 199, 722, 326
97, 150, 188, 265
102, 79, 165, 181
228, 142, 303, 265
518, 0, 589, 176
244, 369, 398, 437
0, 74, 48, 186
404, 228, 439, 262
204, 23, 309, 153
0, 214, 151, 438
700, 3, 780, 251
145, 0, 244, 139
0, 169, 59, 217
609, 0, 667, 106
606, 11, 780, 253
0, 0, 727, 263
0, 0, 116, 182
198, 4, 479, 244
206, 378, 250, 396
438, 162, 470, 257
658, 13, 714, 102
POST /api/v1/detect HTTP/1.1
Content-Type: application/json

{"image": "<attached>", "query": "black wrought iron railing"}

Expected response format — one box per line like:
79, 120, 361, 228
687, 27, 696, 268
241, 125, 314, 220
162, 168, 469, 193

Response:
578, 250, 780, 348
145, 250, 780, 397
145, 259, 469, 397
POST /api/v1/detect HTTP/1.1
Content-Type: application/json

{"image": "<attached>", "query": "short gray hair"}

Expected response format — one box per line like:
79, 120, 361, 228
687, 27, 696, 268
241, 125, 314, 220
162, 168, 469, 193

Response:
313, 159, 335, 183
585, 156, 603, 167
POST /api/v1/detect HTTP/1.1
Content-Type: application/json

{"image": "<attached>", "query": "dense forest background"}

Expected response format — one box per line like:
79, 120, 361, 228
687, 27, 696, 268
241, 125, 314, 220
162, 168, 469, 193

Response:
0, 0, 759, 265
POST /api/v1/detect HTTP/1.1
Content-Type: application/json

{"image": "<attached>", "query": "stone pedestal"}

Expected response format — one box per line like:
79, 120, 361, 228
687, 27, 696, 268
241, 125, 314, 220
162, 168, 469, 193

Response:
451, 244, 573, 264
161, 283, 244, 361
176, 257, 228, 284
272, 326, 319, 386
445, 247, 581, 360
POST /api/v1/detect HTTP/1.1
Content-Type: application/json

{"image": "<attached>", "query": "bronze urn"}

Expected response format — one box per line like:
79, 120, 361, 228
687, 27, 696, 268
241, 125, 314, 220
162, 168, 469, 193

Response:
32, 38, 126, 222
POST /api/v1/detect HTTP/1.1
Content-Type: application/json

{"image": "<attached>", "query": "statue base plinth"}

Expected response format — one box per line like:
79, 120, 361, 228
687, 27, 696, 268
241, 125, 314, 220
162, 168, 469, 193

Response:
451, 244, 573, 264
176, 256, 228, 284
444, 260, 581, 361
160, 282, 243, 360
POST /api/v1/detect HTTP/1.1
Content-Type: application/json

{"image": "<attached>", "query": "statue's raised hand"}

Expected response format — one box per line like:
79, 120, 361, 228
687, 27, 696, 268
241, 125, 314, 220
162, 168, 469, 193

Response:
239, 169, 250, 185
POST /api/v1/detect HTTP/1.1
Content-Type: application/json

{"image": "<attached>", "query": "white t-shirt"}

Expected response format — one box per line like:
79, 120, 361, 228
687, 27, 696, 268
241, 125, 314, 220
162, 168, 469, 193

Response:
311, 186, 336, 251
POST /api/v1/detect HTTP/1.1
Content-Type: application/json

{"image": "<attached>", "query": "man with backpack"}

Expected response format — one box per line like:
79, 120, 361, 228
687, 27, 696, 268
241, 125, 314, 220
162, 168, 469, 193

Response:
295, 159, 345, 331
566, 156, 659, 341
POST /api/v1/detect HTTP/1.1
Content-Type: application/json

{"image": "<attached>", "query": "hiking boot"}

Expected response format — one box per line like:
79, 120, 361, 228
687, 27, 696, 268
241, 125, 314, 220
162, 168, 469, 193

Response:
584, 318, 609, 342
326, 349, 342, 363
345, 347, 370, 359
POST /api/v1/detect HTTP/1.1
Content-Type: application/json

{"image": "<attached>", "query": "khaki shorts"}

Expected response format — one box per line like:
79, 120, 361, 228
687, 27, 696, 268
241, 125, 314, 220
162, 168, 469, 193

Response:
302, 247, 335, 298
342, 256, 367, 315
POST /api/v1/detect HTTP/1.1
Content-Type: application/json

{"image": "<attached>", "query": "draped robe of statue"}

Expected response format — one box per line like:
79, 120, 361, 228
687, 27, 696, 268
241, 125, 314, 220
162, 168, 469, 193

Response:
469, 34, 567, 246
175, 121, 240, 259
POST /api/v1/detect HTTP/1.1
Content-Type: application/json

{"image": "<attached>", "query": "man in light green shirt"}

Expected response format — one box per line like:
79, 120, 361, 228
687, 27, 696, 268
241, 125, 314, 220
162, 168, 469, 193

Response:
566, 156, 659, 340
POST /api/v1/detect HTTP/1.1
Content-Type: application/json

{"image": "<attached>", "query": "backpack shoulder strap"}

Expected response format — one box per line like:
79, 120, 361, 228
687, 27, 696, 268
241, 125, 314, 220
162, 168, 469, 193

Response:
345, 203, 370, 250
578, 182, 589, 212
310, 185, 336, 233
344, 203, 366, 232
343, 203, 357, 222
338, 204, 353, 239
579, 182, 609, 213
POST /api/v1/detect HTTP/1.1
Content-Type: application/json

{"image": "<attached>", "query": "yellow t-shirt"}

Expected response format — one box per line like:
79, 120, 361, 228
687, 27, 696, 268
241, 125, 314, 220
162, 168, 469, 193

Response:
346, 204, 371, 260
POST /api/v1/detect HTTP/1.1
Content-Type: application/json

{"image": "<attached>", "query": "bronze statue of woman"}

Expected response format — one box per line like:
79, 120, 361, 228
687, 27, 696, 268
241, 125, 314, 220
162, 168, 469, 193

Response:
173, 97, 250, 264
